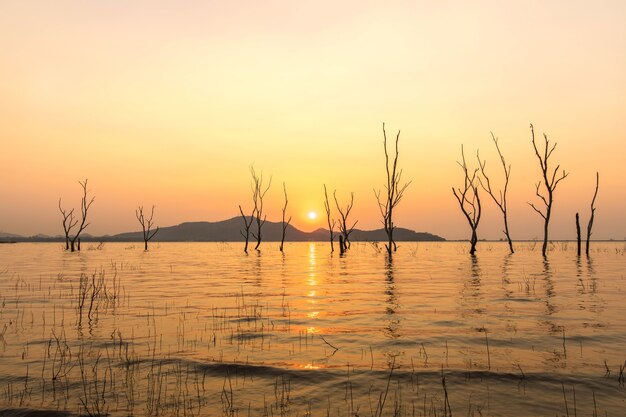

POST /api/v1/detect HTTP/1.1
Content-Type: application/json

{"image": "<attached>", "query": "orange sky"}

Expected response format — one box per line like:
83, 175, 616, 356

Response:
1, 1, 625, 240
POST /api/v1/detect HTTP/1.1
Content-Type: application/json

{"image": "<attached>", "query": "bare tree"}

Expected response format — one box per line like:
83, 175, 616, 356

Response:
477, 133, 514, 253
453, 145, 482, 255
333, 190, 357, 251
280, 182, 292, 252
58, 198, 77, 250
374, 123, 411, 256
61, 179, 95, 252
238, 204, 254, 253
323, 184, 336, 252
527, 124, 568, 257
136, 205, 159, 250
575, 212, 582, 256
585, 172, 599, 256
250, 166, 271, 251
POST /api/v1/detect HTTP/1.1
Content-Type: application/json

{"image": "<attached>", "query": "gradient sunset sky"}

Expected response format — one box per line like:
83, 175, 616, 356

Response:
1, 1, 625, 240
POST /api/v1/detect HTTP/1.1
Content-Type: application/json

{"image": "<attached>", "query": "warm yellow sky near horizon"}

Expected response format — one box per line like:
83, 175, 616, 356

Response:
1, 1, 625, 240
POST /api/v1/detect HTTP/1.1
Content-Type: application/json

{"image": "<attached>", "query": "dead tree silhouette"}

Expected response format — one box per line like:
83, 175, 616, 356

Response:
585, 172, 599, 256
527, 124, 568, 257
453, 145, 482, 255
59, 179, 94, 252
323, 184, 336, 252
136, 205, 159, 250
333, 190, 357, 251
477, 133, 514, 253
58, 198, 76, 250
576, 212, 582, 256
280, 182, 292, 252
250, 166, 271, 251
238, 204, 254, 254
374, 123, 411, 256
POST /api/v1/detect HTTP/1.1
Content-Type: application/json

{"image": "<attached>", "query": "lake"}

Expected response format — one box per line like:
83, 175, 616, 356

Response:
0, 241, 624, 416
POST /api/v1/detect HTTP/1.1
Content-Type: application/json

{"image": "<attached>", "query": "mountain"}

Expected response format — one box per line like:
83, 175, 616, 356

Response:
112, 217, 312, 242
2, 217, 445, 243
0, 231, 23, 238
349, 227, 445, 242
110, 217, 444, 242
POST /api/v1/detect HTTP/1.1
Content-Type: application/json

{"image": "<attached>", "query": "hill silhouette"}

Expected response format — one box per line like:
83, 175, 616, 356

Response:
2, 217, 444, 242
110, 217, 444, 242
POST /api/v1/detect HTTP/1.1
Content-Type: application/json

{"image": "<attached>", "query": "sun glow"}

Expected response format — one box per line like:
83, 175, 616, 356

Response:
307, 211, 317, 220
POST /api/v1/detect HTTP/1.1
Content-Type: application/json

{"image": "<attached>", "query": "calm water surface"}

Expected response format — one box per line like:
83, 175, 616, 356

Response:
0, 242, 624, 416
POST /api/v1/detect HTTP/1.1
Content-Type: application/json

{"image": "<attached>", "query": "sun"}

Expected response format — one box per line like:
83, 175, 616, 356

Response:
307, 211, 317, 220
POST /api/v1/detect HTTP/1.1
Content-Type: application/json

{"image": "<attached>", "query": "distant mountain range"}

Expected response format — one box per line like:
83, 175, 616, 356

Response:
0, 217, 444, 243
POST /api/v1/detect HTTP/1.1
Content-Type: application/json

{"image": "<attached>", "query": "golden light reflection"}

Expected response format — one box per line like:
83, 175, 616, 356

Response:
300, 364, 321, 370
304, 243, 324, 330
307, 243, 318, 287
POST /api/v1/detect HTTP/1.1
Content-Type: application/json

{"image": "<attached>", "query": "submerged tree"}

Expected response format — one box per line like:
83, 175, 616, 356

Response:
250, 166, 271, 251
452, 145, 482, 255
477, 133, 514, 253
59, 179, 95, 252
333, 190, 357, 252
238, 204, 254, 254
58, 198, 76, 251
279, 182, 292, 252
585, 172, 599, 256
69, 179, 95, 252
136, 205, 159, 250
323, 184, 336, 252
575, 212, 582, 256
528, 124, 568, 257
374, 123, 411, 256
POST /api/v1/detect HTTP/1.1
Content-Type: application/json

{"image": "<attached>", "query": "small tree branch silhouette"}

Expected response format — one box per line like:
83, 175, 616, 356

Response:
527, 124, 568, 257
477, 132, 514, 253
136, 205, 159, 250
453, 145, 482, 255
374, 123, 410, 257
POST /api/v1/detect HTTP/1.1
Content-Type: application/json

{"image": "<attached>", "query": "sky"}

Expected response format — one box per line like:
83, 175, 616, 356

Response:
1, 1, 625, 240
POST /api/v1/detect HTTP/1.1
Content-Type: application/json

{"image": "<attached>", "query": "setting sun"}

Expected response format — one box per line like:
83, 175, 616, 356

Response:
307, 211, 317, 220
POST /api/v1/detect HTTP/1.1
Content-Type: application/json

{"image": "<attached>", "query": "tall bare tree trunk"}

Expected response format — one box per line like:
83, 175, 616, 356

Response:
576, 212, 581, 256
477, 133, 514, 253
323, 184, 335, 253
585, 172, 599, 256
528, 124, 568, 257
249, 166, 271, 251
453, 145, 482, 255
374, 123, 410, 257
280, 182, 291, 252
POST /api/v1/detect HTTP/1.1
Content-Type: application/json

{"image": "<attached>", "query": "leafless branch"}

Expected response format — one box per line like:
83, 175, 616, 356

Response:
250, 166, 271, 251
453, 145, 482, 254
585, 172, 599, 256
529, 124, 568, 256
334, 190, 357, 251
323, 184, 336, 252
64, 179, 95, 252
375, 123, 411, 256
136, 205, 159, 250
280, 182, 292, 252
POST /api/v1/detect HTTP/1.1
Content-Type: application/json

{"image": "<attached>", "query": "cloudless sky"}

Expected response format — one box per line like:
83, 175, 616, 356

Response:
1, 1, 625, 240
